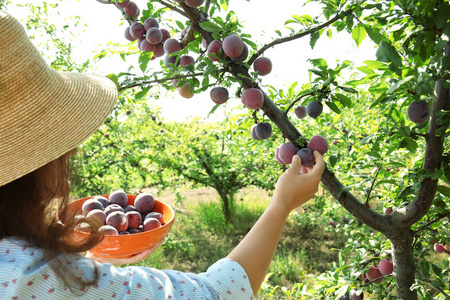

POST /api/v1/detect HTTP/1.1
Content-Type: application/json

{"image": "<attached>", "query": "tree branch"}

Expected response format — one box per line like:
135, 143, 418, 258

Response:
247, 8, 352, 66
365, 165, 382, 205
413, 213, 447, 235
284, 91, 316, 116
154, 0, 188, 18
119, 71, 205, 91
396, 42, 450, 227
415, 268, 450, 298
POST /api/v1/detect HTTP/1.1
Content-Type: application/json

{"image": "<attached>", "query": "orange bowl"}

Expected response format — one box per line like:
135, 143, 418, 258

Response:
61, 194, 174, 259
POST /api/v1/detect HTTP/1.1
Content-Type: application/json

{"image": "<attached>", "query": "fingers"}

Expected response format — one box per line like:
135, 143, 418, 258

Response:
308, 151, 325, 176
287, 155, 302, 174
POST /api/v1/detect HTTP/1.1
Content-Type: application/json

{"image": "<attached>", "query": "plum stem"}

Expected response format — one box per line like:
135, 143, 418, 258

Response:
284, 91, 316, 116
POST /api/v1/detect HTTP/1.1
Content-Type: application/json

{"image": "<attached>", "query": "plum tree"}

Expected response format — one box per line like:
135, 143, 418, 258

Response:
306, 101, 323, 118
253, 57, 272, 76
222, 34, 244, 59
241, 88, 264, 109
210, 87, 229, 104
407, 100, 431, 124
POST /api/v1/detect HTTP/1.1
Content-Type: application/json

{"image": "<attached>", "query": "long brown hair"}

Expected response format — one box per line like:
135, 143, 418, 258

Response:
0, 150, 104, 294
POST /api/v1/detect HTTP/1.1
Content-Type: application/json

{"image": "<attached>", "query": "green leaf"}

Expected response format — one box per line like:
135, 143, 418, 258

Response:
310, 29, 323, 49
106, 73, 119, 89
338, 86, 358, 93
364, 25, 385, 44
436, 185, 450, 197
335, 93, 352, 107
135, 86, 150, 99
376, 41, 403, 69
219, 0, 228, 11
138, 51, 153, 73
199, 21, 222, 33
327, 28, 332, 38
326, 101, 341, 114
352, 24, 367, 47
431, 263, 442, 277
364, 60, 388, 70
387, 75, 415, 94
367, 151, 381, 159
175, 20, 185, 30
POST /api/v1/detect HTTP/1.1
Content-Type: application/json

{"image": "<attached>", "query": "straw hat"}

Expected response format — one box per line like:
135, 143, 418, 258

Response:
0, 11, 118, 187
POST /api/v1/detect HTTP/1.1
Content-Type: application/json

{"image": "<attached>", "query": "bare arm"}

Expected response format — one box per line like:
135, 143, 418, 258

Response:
227, 151, 325, 295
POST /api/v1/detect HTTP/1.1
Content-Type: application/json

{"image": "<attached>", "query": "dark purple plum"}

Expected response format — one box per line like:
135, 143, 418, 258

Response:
127, 228, 142, 234
117, 0, 130, 8
277, 142, 300, 164
232, 43, 248, 62
134, 193, 155, 215
307, 135, 328, 155
306, 101, 323, 118
129, 22, 145, 39
222, 34, 244, 59
109, 190, 128, 207
104, 204, 124, 217
179, 55, 195, 69
241, 88, 264, 110
124, 27, 136, 42
139, 38, 156, 52
100, 225, 119, 236
123, 2, 139, 18
143, 17, 159, 30
119, 231, 130, 235
297, 148, 315, 167
145, 212, 164, 224
251, 124, 260, 140
185, 0, 204, 7
92, 196, 110, 208
294, 106, 307, 119
160, 28, 171, 42
407, 100, 430, 124
106, 211, 128, 232
207, 40, 225, 61
82, 199, 104, 216
255, 122, 272, 140
86, 209, 106, 225
126, 211, 143, 229
146, 27, 163, 45
123, 205, 137, 213
210, 87, 229, 104
164, 54, 179, 69
253, 57, 272, 76
164, 38, 181, 54
142, 217, 161, 232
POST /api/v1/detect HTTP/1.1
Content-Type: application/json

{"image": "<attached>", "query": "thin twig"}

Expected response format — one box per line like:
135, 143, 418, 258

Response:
415, 268, 450, 298
154, 0, 188, 18
284, 91, 316, 115
204, 0, 211, 15
413, 214, 447, 234
247, 8, 352, 66
119, 71, 205, 91
365, 165, 382, 205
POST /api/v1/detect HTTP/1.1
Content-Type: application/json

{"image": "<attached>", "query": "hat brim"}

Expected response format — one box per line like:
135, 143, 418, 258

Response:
0, 11, 118, 187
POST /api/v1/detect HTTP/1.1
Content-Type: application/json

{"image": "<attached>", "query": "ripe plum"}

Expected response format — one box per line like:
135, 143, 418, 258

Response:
253, 57, 272, 76
210, 87, 229, 104
134, 193, 155, 214
407, 100, 430, 124
125, 211, 143, 229
106, 211, 129, 232
306, 101, 323, 118
307, 135, 328, 155
241, 88, 264, 109
277, 142, 299, 164
294, 106, 307, 119
82, 199, 104, 216
296, 148, 314, 167
222, 34, 244, 59
255, 122, 272, 139
143, 217, 162, 232
109, 190, 128, 207
100, 225, 119, 235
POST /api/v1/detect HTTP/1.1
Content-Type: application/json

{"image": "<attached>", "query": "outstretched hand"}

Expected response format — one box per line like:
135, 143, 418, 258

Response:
272, 151, 325, 213
86, 238, 164, 266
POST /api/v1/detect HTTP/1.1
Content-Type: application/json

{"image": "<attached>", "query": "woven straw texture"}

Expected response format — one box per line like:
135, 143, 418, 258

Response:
0, 11, 118, 187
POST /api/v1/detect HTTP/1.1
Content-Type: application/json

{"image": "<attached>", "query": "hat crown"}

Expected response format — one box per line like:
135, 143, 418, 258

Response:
0, 11, 118, 187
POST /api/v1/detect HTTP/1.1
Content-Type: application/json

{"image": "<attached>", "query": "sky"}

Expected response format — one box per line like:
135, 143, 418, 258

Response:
7, 0, 376, 122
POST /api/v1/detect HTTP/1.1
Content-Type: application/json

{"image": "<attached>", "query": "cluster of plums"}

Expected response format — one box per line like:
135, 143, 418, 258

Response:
77, 190, 164, 235
275, 135, 328, 170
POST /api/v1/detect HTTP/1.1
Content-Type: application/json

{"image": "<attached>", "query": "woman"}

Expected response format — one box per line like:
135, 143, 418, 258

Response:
0, 11, 325, 299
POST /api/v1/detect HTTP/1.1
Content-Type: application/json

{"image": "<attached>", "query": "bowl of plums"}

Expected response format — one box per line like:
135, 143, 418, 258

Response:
59, 190, 174, 259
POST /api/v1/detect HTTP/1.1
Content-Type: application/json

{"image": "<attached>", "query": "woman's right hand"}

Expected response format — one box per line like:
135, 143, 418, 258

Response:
271, 151, 325, 213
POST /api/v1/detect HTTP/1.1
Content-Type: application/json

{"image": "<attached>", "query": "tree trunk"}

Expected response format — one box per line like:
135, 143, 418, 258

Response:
389, 229, 417, 300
